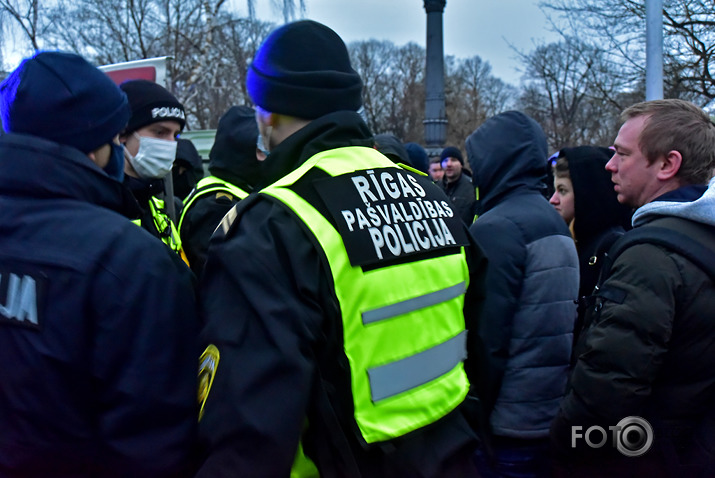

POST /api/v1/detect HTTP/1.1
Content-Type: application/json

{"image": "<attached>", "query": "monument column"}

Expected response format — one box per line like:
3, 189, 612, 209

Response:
423, 0, 447, 154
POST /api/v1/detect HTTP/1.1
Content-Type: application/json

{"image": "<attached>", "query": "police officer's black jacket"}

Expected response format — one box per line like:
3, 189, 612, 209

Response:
124, 175, 173, 238
196, 111, 486, 477
0, 133, 199, 477
179, 181, 248, 277
179, 155, 260, 277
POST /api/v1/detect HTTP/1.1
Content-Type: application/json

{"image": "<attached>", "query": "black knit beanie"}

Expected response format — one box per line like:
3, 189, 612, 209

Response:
120, 79, 185, 134
0, 51, 130, 153
246, 20, 363, 119
440, 146, 464, 165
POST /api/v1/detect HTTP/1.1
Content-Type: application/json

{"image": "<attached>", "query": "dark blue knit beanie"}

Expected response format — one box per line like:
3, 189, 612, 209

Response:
405, 142, 429, 174
0, 51, 130, 153
440, 146, 464, 165
246, 20, 363, 119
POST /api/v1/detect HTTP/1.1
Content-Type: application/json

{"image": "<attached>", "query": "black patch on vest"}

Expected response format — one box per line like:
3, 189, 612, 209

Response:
0, 264, 47, 331
314, 168, 469, 267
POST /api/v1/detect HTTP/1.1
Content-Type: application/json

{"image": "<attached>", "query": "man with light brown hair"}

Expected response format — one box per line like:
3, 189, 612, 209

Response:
551, 98, 715, 477
428, 156, 445, 182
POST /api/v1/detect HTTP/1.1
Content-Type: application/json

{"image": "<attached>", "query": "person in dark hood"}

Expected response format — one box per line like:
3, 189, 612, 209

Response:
465, 111, 579, 478
173, 138, 204, 201
549, 146, 633, 300
178, 105, 263, 276
439, 146, 476, 225
373, 133, 411, 167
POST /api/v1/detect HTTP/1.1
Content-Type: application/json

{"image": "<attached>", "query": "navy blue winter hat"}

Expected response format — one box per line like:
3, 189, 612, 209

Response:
0, 51, 130, 153
405, 142, 429, 173
246, 20, 363, 119
440, 146, 464, 165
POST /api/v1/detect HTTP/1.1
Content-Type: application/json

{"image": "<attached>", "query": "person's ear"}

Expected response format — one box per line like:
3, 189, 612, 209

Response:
86, 145, 105, 168
657, 150, 682, 180
255, 107, 275, 127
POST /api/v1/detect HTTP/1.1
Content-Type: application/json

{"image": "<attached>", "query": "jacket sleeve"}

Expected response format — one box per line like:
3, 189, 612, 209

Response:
468, 215, 526, 419
195, 199, 328, 477
180, 195, 237, 277
91, 226, 200, 477
551, 244, 679, 453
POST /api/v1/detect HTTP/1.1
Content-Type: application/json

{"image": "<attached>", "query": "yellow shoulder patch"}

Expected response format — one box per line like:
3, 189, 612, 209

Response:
215, 192, 235, 200
198, 344, 220, 421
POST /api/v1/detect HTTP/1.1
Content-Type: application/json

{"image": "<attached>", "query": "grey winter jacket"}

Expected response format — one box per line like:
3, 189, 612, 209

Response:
465, 111, 579, 439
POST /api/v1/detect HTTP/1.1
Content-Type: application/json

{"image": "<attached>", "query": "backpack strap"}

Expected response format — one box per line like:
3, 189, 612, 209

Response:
599, 219, 715, 286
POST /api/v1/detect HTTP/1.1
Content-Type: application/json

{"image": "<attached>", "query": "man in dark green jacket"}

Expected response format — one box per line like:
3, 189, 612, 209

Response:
439, 146, 476, 225
551, 99, 715, 477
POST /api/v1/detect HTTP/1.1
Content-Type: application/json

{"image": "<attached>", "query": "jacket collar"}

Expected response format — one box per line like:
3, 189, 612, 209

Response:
256, 111, 374, 189
632, 179, 715, 228
0, 133, 140, 217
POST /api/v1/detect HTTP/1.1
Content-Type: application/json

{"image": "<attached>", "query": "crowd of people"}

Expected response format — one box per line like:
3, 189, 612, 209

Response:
0, 18, 714, 478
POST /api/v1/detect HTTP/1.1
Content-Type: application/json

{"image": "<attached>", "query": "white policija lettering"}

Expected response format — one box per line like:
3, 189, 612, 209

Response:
352, 169, 426, 205
344, 170, 457, 259
0, 273, 38, 325
151, 106, 186, 121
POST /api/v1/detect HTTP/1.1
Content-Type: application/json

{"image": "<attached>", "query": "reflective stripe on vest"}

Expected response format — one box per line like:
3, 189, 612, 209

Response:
178, 176, 250, 233
132, 196, 188, 265
261, 146, 470, 444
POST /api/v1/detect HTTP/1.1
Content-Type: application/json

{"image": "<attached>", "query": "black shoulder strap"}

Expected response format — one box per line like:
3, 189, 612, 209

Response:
602, 221, 715, 283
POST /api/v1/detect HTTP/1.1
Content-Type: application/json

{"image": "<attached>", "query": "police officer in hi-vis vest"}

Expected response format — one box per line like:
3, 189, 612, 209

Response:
195, 20, 488, 477
119, 79, 189, 265
179, 105, 263, 277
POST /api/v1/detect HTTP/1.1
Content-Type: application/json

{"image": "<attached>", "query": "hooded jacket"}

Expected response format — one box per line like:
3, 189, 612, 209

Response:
173, 138, 204, 200
465, 111, 579, 439
0, 133, 199, 477
196, 111, 486, 477
551, 179, 715, 475
563, 146, 632, 298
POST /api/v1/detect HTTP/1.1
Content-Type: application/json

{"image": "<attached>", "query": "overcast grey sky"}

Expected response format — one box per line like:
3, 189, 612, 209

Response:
2, 0, 561, 84
249, 0, 562, 85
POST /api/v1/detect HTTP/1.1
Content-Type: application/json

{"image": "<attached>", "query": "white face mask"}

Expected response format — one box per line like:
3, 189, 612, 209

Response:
125, 133, 178, 179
